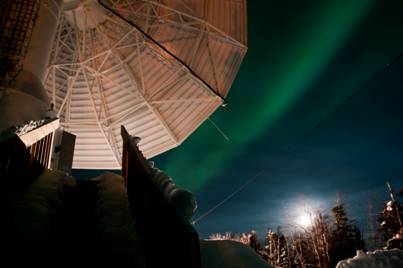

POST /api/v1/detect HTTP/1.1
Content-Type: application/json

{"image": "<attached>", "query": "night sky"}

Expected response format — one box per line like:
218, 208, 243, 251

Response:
74, 0, 403, 239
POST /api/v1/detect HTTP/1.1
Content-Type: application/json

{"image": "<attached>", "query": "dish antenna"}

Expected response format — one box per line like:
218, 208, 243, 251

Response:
44, 0, 247, 169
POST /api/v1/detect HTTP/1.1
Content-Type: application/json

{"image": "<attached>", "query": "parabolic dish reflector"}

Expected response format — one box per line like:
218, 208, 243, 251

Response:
44, 0, 247, 169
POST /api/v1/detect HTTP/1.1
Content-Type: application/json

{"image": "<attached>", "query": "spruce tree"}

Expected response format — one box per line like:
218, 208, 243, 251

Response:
329, 202, 364, 267
249, 230, 261, 252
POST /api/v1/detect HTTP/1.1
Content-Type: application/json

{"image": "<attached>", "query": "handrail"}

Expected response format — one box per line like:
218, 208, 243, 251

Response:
18, 118, 59, 147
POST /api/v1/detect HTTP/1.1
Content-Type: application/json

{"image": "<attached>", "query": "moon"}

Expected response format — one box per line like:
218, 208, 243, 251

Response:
296, 212, 313, 228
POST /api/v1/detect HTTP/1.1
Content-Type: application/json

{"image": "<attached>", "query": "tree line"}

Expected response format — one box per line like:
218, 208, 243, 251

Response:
209, 182, 403, 268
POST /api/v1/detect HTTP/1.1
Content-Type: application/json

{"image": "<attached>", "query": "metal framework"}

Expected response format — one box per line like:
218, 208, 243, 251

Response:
44, 0, 247, 169
0, 0, 39, 82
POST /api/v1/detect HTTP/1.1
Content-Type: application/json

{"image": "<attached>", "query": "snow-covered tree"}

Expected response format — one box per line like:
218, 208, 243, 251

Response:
378, 182, 403, 249
209, 231, 256, 247
249, 230, 262, 252
309, 212, 331, 268
265, 229, 290, 267
378, 201, 403, 241
288, 211, 331, 268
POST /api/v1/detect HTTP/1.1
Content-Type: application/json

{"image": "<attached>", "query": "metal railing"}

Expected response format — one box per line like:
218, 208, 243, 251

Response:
0, 119, 58, 191
121, 125, 201, 268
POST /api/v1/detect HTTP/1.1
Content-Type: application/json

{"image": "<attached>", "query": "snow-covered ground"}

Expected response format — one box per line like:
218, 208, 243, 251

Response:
336, 249, 403, 268
95, 172, 145, 267
200, 240, 274, 268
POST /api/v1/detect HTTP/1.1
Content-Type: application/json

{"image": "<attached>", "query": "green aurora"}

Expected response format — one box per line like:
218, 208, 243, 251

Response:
154, 0, 375, 191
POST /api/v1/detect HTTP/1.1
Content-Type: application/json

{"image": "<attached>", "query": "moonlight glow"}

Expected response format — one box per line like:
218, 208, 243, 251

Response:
282, 197, 328, 232
296, 212, 313, 228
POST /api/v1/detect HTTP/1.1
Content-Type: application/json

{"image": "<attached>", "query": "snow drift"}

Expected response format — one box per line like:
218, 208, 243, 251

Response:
149, 161, 197, 221
95, 172, 145, 267
336, 249, 403, 268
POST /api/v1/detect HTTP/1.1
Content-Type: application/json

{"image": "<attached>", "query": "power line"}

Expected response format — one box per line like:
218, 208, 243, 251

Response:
296, 53, 403, 144
192, 171, 263, 225
194, 53, 402, 224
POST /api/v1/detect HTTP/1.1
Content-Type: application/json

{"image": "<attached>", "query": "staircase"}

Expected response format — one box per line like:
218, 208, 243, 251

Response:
4, 172, 144, 267
54, 180, 103, 266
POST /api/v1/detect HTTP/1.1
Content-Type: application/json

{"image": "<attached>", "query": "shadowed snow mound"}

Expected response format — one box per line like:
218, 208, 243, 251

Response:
200, 240, 274, 268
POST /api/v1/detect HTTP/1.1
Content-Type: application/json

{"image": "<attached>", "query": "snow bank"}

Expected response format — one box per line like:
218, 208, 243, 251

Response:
13, 169, 73, 246
95, 172, 145, 267
200, 240, 274, 268
96, 172, 136, 232
149, 161, 197, 221
336, 249, 403, 268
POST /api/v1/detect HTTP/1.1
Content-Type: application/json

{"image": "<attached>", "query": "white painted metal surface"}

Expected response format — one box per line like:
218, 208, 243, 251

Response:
44, 0, 247, 169
18, 119, 60, 147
